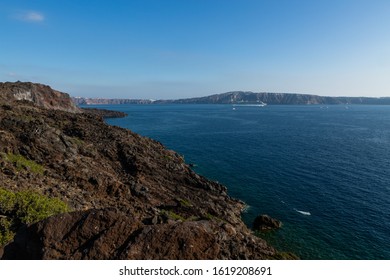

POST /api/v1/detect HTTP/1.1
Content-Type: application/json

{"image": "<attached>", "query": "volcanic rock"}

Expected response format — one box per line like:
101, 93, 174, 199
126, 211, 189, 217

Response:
1, 208, 276, 260
253, 214, 282, 231
81, 108, 128, 118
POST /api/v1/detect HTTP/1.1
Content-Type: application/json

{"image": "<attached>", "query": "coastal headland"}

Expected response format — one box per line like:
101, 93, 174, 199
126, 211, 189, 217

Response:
0, 82, 289, 260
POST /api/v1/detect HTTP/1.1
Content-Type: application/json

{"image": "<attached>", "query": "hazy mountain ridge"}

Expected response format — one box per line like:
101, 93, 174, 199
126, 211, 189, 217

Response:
73, 91, 390, 105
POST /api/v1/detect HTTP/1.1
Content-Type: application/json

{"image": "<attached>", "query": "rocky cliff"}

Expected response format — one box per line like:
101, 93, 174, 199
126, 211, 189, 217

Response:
0, 82, 80, 113
0, 82, 283, 260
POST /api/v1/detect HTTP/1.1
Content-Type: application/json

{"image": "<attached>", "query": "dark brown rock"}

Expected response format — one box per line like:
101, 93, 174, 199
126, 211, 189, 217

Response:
1, 209, 276, 260
1, 209, 140, 260
253, 214, 282, 231
81, 108, 127, 119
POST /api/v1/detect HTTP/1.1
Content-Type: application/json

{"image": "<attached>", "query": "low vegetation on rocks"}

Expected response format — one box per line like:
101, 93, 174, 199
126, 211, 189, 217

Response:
0, 187, 69, 246
2, 153, 44, 175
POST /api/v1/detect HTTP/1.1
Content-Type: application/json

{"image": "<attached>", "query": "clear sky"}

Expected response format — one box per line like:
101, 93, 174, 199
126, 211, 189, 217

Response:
1, 0, 390, 99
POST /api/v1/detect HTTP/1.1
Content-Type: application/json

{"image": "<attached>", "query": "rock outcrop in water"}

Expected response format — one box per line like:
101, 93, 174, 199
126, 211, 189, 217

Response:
253, 214, 282, 231
0, 82, 284, 260
81, 107, 128, 118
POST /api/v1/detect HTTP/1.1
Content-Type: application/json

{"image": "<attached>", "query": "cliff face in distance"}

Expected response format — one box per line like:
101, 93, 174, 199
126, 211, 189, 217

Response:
73, 91, 390, 105
73, 97, 154, 105
0, 82, 284, 260
0, 81, 80, 113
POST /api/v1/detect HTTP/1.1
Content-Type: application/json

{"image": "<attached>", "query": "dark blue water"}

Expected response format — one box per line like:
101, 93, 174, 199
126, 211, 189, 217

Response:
93, 104, 390, 259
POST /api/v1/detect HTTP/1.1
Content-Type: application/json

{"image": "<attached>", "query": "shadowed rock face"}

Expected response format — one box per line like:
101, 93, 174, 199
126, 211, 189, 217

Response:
2, 209, 275, 260
0, 82, 281, 260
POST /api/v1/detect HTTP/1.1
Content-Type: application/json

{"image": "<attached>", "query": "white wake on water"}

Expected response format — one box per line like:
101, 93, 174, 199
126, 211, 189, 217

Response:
294, 208, 311, 216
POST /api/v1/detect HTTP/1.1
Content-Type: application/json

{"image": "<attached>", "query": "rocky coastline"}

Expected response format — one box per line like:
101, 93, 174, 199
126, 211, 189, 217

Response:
81, 107, 128, 119
0, 82, 292, 260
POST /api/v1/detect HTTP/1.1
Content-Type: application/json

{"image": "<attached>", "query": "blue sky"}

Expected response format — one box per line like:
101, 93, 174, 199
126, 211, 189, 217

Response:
1, 0, 389, 99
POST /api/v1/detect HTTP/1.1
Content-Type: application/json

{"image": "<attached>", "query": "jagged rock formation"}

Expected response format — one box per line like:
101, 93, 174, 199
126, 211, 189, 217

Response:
2, 208, 273, 260
0, 82, 282, 260
253, 214, 282, 231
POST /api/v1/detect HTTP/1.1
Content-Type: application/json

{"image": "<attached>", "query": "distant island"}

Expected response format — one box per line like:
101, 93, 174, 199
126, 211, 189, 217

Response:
72, 91, 390, 106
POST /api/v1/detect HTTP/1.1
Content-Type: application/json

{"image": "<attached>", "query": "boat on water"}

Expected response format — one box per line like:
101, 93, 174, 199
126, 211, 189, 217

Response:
253, 103, 267, 107
232, 101, 267, 108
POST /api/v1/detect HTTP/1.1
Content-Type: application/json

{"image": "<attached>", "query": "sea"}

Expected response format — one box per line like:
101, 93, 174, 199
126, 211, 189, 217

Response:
87, 104, 390, 260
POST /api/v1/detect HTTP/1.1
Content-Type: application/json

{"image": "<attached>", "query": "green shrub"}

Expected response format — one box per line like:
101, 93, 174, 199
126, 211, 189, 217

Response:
204, 213, 215, 220
14, 190, 69, 224
2, 153, 44, 175
0, 187, 69, 246
177, 198, 192, 207
0, 218, 14, 246
0, 188, 16, 213
161, 210, 186, 221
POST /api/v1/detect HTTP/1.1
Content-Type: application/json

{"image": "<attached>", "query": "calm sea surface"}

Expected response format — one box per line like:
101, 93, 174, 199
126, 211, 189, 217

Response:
92, 104, 390, 259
